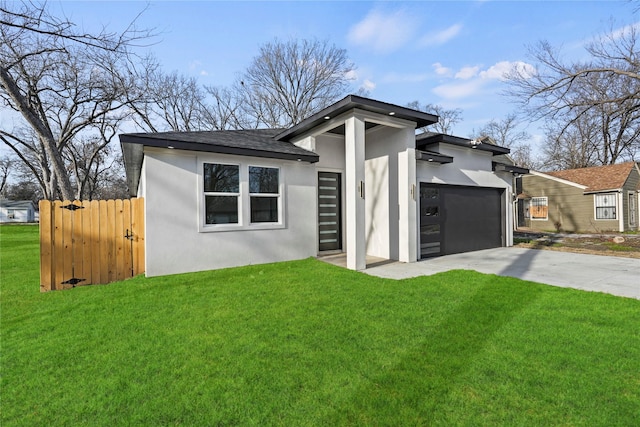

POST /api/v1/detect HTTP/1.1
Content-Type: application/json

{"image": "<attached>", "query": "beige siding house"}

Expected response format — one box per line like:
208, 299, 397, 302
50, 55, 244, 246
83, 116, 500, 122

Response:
519, 162, 640, 233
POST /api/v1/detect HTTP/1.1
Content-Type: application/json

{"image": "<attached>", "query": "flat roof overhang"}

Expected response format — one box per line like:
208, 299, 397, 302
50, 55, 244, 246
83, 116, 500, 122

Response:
492, 162, 530, 175
417, 133, 511, 156
275, 95, 439, 142
416, 149, 454, 164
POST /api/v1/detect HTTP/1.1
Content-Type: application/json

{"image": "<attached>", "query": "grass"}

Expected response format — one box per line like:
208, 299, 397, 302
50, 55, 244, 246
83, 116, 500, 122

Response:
2, 224, 640, 426
603, 242, 637, 252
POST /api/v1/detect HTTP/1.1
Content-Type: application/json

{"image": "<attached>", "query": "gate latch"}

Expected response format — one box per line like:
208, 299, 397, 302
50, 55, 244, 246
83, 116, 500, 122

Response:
124, 229, 134, 241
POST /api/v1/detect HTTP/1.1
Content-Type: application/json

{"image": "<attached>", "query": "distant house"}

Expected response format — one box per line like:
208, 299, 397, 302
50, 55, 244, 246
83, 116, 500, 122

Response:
518, 162, 640, 233
0, 200, 38, 223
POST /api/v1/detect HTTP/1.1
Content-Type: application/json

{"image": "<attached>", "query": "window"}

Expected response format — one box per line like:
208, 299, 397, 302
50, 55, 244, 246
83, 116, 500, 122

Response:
530, 197, 548, 220
595, 193, 617, 220
249, 166, 279, 223
200, 160, 284, 231
203, 163, 239, 224
7, 209, 15, 219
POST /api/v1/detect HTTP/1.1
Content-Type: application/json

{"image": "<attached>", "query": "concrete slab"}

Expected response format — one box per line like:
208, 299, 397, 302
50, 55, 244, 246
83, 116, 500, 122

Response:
364, 247, 640, 300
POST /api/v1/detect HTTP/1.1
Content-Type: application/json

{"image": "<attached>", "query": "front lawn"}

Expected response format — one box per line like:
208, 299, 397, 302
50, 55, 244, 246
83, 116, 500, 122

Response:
2, 224, 639, 426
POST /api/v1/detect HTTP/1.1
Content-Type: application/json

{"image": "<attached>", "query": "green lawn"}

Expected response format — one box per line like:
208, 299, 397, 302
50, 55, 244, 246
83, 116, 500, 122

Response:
2, 224, 639, 426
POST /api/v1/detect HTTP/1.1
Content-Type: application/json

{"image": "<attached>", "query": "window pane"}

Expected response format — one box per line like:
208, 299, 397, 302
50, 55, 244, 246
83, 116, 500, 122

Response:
205, 196, 238, 224
249, 167, 279, 193
595, 193, 617, 219
204, 164, 239, 193
531, 197, 548, 219
251, 196, 278, 223
596, 207, 616, 219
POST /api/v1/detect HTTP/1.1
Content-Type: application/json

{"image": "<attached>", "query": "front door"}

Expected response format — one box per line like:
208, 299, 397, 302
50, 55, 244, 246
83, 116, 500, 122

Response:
419, 184, 442, 257
318, 172, 342, 251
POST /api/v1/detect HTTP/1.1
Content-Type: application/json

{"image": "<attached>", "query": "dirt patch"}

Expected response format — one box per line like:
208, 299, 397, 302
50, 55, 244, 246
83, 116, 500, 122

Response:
514, 232, 640, 259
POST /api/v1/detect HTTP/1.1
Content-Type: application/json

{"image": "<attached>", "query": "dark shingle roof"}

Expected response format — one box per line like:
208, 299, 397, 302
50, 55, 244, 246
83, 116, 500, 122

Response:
120, 129, 319, 197
546, 162, 639, 192
120, 129, 318, 162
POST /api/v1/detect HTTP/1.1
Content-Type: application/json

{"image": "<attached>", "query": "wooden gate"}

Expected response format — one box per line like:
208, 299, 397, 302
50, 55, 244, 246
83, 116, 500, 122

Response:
39, 198, 144, 291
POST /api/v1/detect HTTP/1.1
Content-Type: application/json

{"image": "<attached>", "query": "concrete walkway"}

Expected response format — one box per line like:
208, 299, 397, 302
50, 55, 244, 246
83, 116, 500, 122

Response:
364, 248, 640, 300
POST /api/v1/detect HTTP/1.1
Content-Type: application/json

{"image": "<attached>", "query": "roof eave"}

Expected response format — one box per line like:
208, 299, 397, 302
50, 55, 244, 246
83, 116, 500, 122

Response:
275, 95, 439, 142
417, 133, 511, 155
492, 162, 530, 175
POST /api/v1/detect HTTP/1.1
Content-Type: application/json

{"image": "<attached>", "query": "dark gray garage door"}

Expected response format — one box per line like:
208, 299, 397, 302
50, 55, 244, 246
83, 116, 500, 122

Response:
420, 184, 503, 258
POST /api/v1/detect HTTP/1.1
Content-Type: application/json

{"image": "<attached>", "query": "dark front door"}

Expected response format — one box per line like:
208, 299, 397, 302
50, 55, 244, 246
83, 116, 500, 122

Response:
420, 184, 503, 258
318, 172, 342, 251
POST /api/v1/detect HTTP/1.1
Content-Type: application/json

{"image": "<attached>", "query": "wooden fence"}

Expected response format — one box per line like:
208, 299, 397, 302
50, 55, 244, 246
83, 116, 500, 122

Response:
39, 198, 144, 291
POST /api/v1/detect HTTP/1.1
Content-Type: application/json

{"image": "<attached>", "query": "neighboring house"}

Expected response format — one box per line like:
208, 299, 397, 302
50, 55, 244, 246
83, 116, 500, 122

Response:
518, 162, 640, 233
0, 200, 37, 223
120, 95, 527, 277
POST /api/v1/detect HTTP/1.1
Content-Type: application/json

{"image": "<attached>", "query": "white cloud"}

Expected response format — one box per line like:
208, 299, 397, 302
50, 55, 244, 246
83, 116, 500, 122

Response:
344, 69, 358, 81
348, 9, 419, 53
420, 23, 462, 47
455, 66, 480, 80
432, 62, 452, 77
480, 61, 535, 80
432, 79, 486, 100
433, 60, 535, 100
362, 79, 376, 91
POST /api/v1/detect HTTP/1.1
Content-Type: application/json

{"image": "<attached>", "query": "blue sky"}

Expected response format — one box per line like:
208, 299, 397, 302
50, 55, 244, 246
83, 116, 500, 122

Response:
13, 1, 640, 148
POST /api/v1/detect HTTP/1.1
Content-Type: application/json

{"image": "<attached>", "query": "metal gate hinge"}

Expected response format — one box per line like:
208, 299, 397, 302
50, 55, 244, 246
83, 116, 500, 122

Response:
61, 204, 84, 211
61, 277, 86, 287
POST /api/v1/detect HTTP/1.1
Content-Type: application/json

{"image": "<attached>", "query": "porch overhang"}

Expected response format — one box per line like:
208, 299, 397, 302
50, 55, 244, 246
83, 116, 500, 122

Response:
276, 95, 438, 142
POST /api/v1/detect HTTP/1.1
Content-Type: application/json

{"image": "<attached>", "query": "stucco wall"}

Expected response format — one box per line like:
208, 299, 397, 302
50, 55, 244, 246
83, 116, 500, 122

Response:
142, 148, 317, 277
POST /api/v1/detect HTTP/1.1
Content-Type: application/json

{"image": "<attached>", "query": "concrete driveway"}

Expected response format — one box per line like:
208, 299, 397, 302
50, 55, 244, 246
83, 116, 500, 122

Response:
365, 247, 640, 300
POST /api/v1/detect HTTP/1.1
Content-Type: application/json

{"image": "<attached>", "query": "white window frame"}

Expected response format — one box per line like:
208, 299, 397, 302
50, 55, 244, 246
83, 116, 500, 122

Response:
198, 157, 285, 232
530, 196, 548, 221
248, 165, 281, 225
202, 162, 241, 229
7, 209, 15, 219
593, 192, 617, 221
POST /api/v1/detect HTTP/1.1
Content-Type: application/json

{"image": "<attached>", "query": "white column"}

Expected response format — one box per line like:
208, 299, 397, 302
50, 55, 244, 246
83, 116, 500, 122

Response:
345, 116, 366, 270
618, 191, 625, 232
398, 148, 417, 263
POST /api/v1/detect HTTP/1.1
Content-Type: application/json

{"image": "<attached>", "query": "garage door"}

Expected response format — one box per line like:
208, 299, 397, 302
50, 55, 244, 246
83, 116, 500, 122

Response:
420, 184, 503, 258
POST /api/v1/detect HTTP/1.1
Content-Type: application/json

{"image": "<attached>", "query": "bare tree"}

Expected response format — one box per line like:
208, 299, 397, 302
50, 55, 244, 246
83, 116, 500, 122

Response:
0, 1, 151, 200
0, 153, 13, 196
541, 115, 602, 170
472, 114, 536, 168
127, 58, 215, 133
506, 23, 640, 165
406, 101, 462, 135
202, 85, 246, 130
234, 39, 356, 128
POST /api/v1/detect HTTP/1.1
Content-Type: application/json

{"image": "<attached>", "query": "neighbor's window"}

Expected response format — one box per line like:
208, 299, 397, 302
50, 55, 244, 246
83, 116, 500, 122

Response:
595, 193, 617, 220
530, 197, 548, 220
7, 209, 15, 219
204, 163, 239, 224
249, 166, 279, 223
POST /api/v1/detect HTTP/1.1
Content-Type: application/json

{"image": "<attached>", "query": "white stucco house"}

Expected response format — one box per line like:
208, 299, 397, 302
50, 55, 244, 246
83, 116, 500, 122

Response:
0, 200, 37, 223
120, 95, 528, 277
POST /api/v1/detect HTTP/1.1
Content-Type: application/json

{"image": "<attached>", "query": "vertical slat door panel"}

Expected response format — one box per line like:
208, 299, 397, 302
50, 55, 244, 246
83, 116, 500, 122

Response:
39, 201, 53, 291
39, 198, 145, 291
